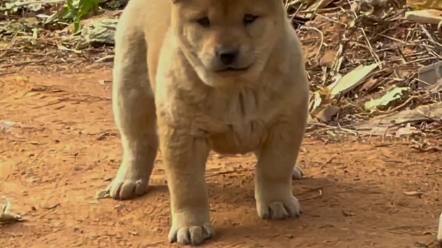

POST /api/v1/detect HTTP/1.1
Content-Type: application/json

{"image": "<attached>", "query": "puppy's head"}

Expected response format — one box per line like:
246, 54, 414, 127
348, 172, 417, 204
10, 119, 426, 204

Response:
170, 0, 287, 87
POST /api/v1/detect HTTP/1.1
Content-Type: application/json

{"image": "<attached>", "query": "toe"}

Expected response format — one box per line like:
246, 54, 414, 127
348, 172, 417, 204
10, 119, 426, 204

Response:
292, 166, 304, 180
169, 224, 214, 245
257, 202, 270, 219
168, 227, 178, 243
119, 181, 137, 200
257, 197, 301, 220
203, 223, 215, 239
176, 227, 191, 245
107, 180, 148, 200
189, 226, 205, 245
107, 181, 122, 200
285, 196, 301, 217
268, 202, 289, 219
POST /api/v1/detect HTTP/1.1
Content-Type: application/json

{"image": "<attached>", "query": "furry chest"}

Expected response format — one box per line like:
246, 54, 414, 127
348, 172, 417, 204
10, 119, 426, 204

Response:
206, 119, 268, 155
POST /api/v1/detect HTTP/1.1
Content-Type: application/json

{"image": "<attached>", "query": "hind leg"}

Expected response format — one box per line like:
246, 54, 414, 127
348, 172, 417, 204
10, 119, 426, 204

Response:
106, 13, 157, 200
254, 99, 308, 220
254, 152, 304, 180
254, 121, 306, 220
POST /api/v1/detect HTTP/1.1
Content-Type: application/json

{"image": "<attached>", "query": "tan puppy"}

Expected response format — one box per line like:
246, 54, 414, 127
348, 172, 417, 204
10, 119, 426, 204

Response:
106, 0, 310, 245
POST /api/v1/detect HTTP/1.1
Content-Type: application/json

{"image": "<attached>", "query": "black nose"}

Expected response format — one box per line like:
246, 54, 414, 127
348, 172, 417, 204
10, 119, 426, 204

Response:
217, 48, 239, 65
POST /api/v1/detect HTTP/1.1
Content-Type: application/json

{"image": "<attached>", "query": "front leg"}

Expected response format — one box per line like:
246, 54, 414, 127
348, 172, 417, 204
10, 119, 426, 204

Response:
254, 114, 307, 220
157, 124, 214, 245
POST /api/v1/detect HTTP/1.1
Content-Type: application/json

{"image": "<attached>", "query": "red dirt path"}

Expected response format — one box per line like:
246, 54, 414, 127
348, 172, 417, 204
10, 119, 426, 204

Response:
0, 67, 441, 247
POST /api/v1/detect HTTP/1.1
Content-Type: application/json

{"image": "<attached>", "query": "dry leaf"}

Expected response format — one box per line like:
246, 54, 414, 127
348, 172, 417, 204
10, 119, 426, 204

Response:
395, 123, 420, 137
360, 77, 379, 93
403, 191, 423, 197
310, 91, 323, 112
438, 20, 442, 39
364, 87, 411, 111
406, 0, 442, 9
315, 105, 340, 123
425, 79, 442, 95
319, 50, 336, 68
327, 63, 380, 99
404, 10, 442, 25
0, 198, 24, 224
352, 102, 442, 136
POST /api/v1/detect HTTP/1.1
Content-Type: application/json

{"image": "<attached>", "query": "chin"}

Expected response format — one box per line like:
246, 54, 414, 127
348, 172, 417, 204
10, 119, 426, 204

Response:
195, 63, 261, 88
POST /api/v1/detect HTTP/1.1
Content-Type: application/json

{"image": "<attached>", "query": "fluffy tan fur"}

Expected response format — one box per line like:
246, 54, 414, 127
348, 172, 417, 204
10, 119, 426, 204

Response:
106, 0, 310, 245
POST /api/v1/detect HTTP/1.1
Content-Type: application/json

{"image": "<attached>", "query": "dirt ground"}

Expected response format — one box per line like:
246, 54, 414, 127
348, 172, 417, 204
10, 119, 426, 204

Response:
0, 65, 441, 248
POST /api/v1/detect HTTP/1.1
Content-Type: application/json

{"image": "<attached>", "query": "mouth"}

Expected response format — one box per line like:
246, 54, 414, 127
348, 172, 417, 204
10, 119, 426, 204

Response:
216, 66, 251, 73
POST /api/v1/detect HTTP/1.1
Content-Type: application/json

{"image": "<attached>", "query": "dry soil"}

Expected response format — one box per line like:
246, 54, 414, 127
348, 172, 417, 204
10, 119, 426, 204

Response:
0, 67, 441, 248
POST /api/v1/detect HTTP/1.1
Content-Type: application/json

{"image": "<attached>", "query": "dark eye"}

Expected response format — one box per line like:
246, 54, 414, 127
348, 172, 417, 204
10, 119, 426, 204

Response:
196, 17, 210, 27
243, 14, 258, 25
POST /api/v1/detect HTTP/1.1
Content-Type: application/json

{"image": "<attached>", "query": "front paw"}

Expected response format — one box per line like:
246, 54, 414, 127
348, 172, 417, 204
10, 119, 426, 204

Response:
105, 161, 150, 200
256, 192, 301, 220
168, 221, 215, 245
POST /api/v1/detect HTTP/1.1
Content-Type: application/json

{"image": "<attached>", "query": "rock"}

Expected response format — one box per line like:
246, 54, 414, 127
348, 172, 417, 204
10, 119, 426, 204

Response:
80, 19, 119, 47
418, 61, 442, 88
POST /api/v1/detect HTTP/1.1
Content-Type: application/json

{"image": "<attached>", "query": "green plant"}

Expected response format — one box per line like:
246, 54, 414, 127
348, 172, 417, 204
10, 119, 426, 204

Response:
65, 0, 101, 32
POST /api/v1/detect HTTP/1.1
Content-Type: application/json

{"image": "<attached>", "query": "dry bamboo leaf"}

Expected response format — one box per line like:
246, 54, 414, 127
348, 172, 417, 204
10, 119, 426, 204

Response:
352, 102, 442, 136
406, 0, 442, 9
327, 63, 380, 99
364, 87, 411, 111
310, 91, 323, 112
403, 191, 423, 197
404, 10, 442, 25
304, 0, 335, 12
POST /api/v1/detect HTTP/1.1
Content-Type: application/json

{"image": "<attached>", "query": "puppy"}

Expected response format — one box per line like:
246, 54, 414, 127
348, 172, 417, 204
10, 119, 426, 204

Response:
107, 0, 310, 245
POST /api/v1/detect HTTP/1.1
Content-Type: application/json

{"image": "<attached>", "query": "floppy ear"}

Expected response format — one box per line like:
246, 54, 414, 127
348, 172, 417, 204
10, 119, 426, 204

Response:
171, 0, 180, 3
